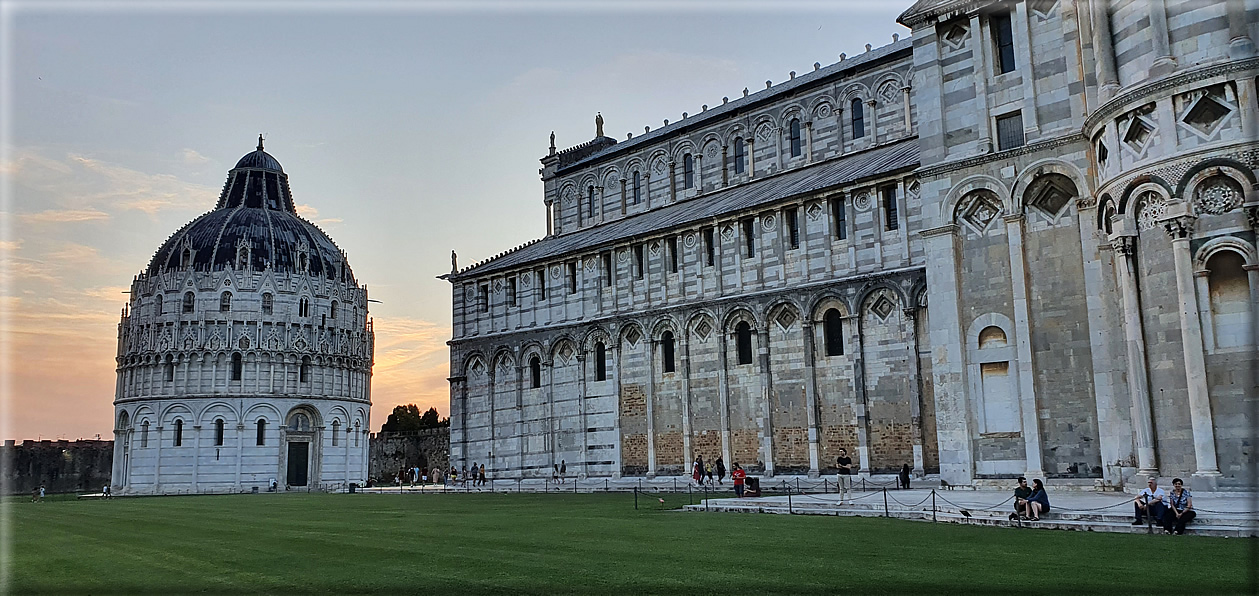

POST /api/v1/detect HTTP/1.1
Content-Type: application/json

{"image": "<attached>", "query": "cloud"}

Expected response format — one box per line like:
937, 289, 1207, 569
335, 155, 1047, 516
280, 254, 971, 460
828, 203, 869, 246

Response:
181, 148, 210, 164
0, 239, 24, 252
19, 208, 111, 223
295, 203, 343, 226
367, 315, 452, 428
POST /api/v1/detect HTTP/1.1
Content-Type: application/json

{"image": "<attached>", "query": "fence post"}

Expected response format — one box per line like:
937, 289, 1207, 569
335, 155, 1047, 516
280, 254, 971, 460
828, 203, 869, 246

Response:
824, 478, 829, 494
689, 484, 693, 506
573, 479, 577, 494
932, 489, 937, 523
796, 478, 800, 493
605, 479, 609, 492
863, 478, 867, 491
883, 487, 889, 517
705, 485, 709, 511
634, 487, 638, 510
788, 490, 793, 514
673, 478, 677, 493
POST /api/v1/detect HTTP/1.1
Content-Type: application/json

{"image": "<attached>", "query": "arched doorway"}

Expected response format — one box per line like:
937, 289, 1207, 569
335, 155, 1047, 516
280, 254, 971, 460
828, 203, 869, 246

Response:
282, 406, 322, 489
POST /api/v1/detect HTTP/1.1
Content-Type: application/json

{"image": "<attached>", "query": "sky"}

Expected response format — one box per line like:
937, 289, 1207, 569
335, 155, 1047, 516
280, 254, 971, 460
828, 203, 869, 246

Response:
1, 0, 908, 441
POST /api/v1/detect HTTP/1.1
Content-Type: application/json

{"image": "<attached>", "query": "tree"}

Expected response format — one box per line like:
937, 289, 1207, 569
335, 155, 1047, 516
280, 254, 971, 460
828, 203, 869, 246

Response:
380, 405, 449, 433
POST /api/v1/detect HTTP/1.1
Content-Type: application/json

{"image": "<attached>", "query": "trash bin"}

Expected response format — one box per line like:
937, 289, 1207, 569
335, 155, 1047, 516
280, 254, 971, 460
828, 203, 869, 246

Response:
349, 483, 357, 494
251, 486, 259, 494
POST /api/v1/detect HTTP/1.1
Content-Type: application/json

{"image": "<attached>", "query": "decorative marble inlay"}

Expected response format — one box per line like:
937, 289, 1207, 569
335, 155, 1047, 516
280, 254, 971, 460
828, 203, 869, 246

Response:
694, 320, 712, 342
1194, 178, 1243, 215
1135, 192, 1168, 231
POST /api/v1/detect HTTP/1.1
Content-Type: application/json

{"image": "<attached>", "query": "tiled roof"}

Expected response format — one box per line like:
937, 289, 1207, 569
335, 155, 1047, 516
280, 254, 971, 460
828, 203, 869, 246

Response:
453, 138, 919, 280
554, 37, 913, 175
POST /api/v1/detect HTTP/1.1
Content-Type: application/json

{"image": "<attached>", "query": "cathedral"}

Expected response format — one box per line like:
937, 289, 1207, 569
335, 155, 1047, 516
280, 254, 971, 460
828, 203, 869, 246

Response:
111, 139, 374, 495
446, 0, 1258, 490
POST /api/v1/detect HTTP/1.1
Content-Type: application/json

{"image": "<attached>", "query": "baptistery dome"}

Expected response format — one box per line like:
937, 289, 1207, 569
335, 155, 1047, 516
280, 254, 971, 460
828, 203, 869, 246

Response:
111, 138, 374, 496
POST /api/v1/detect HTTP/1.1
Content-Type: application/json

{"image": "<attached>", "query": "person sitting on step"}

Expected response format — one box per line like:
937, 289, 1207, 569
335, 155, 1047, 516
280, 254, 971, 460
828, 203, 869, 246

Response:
1162, 478, 1195, 535
1132, 476, 1166, 526
1010, 476, 1032, 521
1024, 479, 1050, 521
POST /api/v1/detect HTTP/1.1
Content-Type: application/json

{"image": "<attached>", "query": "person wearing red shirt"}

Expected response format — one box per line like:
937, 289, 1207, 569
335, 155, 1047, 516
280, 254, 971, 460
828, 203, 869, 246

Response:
732, 464, 747, 498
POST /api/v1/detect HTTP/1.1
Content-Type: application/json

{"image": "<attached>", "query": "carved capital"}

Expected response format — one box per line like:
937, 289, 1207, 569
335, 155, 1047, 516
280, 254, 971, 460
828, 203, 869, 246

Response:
1110, 234, 1137, 256
1162, 215, 1196, 240
1246, 204, 1259, 230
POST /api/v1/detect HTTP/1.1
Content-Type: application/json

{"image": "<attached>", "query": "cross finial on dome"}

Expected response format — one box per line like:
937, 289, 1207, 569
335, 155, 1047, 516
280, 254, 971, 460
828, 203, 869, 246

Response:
257, 134, 265, 151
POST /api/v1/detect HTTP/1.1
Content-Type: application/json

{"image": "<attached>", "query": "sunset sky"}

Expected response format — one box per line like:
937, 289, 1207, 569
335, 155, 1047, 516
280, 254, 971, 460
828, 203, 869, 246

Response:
2, 1, 906, 441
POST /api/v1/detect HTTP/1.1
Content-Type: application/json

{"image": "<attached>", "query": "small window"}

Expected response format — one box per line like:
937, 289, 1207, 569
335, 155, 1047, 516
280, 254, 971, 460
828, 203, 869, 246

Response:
332, 420, 340, 446
300, 356, 311, 383
298, 253, 308, 272
154, 294, 164, 316
823, 309, 844, 356
683, 154, 694, 190
703, 228, 716, 267
742, 218, 756, 258
536, 269, 546, 301
632, 171, 641, 204
182, 291, 195, 313
330, 301, 338, 319
256, 419, 266, 446
661, 331, 676, 373
991, 11, 1016, 74
261, 293, 273, 315
668, 236, 679, 273
634, 245, 645, 279
530, 356, 541, 388
299, 297, 310, 317
507, 278, 517, 306
164, 354, 175, 382
851, 98, 865, 139
789, 119, 802, 157
594, 342, 607, 381
883, 186, 900, 231
736, 322, 754, 365
214, 419, 224, 446
231, 353, 243, 381
174, 419, 184, 447
996, 111, 1025, 150
786, 208, 800, 249
354, 423, 360, 447
567, 262, 578, 294
478, 285, 489, 312
831, 197, 847, 240
180, 248, 192, 269
219, 290, 231, 312
141, 420, 150, 448
587, 186, 595, 219
602, 253, 612, 287
732, 137, 746, 174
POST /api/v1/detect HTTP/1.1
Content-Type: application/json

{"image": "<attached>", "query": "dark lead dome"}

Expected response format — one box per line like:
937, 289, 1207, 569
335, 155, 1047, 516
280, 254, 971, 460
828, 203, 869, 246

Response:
145, 140, 354, 283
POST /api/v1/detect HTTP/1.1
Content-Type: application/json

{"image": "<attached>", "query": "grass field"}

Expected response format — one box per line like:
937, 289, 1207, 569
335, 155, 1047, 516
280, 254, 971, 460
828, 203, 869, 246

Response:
8, 491, 1255, 594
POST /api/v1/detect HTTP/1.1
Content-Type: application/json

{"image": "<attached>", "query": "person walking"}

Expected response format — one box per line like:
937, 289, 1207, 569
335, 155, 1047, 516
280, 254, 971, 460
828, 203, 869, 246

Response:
704, 460, 714, 486
732, 464, 746, 498
478, 464, 486, 487
692, 457, 703, 486
835, 449, 853, 505
715, 457, 726, 485
560, 460, 567, 484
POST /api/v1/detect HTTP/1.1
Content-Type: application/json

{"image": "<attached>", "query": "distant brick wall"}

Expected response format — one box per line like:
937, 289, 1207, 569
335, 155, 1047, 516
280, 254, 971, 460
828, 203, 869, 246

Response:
3, 439, 113, 495
368, 428, 449, 484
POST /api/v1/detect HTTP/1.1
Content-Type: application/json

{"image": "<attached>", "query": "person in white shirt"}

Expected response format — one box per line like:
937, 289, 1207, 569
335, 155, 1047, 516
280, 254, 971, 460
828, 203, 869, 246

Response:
1132, 475, 1166, 525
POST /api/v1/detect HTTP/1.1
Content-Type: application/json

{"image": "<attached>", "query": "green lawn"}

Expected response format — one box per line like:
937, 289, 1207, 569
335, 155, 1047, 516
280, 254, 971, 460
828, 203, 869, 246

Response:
8, 492, 1254, 594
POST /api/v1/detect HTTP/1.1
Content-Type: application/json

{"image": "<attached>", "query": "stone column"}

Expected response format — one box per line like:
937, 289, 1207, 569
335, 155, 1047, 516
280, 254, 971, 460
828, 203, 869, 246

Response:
1148, 0, 1176, 75
1161, 211, 1221, 484
646, 338, 657, 477
921, 224, 973, 485
804, 121, 814, 163
668, 160, 677, 203
611, 344, 623, 479
834, 106, 845, 156
516, 364, 526, 479
1013, 1, 1040, 133
901, 86, 912, 131
802, 322, 821, 477
681, 335, 693, 467
235, 423, 245, 491
1227, 0, 1257, 57
775, 127, 784, 170
192, 424, 201, 493
154, 424, 163, 493
721, 145, 729, 187
1079, 202, 1130, 486
757, 327, 774, 477
865, 99, 879, 146
488, 368, 496, 473
619, 178, 627, 215
576, 353, 587, 477
717, 324, 733, 468
643, 172, 652, 210
1109, 234, 1158, 475
1090, 0, 1120, 101
904, 307, 926, 478
969, 12, 993, 152
851, 313, 871, 476
1004, 213, 1045, 479
747, 137, 756, 179
1237, 77, 1258, 137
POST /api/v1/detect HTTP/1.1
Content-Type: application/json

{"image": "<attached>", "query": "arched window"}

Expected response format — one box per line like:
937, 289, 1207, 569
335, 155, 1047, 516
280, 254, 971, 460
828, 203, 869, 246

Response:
530, 356, 541, 389
332, 420, 340, 446
661, 331, 676, 373
979, 326, 1008, 349
594, 342, 607, 381
851, 98, 865, 139
141, 420, 150, 448
354, 421, 361, 446
164, 354, 175, 381
683, 154, 694, 189
256, 419, 266, 446
299, 297, 310, 317
180, 248, 192, 269
330, 301, 338, 320
1207, 250, 1254, 349
300, 356, 311, 383
174, 419, 184, 447
231, 353, 243, 381
823, 309, 844, 356
154, 294, 164, 316
632, 171, 641, 204
261, 293, 273, 315
732, 137, 745, 174
289, 412, 311, 432
214, 419, 225, 446
789, 118, 802, 157
182, 291, 195, 313
587, 186, 595, 218
298, 253, 308, 272
220, 291, 232, 312
736, 321, 754, 365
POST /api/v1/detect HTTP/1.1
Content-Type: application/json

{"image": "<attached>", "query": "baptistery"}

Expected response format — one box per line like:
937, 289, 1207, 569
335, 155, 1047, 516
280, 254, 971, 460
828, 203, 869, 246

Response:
111, 138, 374, 494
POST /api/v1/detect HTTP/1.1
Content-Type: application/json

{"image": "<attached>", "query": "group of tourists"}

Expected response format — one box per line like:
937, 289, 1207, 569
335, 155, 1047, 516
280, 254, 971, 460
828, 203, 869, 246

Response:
1132, 476, 1196, 534
30, 484, 46, 503
449, 463, 488, 487
551, 461, 567, 484
689, 455, 726, 487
